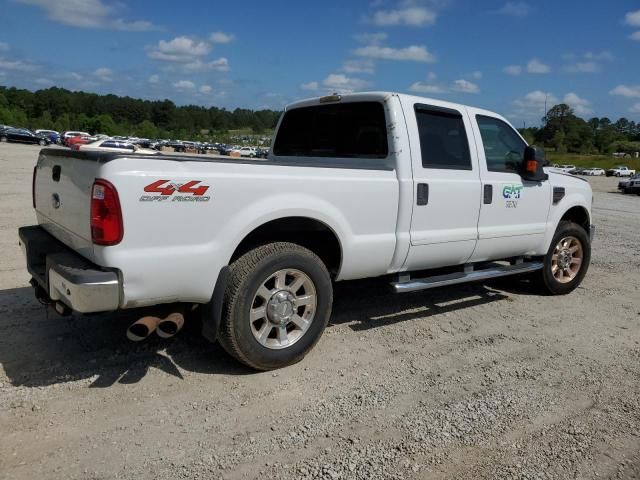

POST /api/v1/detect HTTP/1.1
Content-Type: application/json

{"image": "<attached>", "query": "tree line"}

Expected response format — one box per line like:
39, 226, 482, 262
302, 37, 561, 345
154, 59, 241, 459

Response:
0, 86, 281, 139
1, 86, 639, 152
519, 104, 640, 155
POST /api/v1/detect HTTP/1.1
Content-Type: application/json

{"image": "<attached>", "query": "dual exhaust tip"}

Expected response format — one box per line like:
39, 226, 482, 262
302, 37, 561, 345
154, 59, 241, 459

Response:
126, 312, 185, 342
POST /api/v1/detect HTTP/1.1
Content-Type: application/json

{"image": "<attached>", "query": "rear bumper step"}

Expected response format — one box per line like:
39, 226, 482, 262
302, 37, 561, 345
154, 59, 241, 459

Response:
391, 261, 543, 293
19, 225, 121, 313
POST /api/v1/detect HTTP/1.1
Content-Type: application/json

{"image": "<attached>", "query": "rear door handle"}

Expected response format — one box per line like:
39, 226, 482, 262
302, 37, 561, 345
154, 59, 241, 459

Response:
417, 183, 429, 205
483, 184, 493, 204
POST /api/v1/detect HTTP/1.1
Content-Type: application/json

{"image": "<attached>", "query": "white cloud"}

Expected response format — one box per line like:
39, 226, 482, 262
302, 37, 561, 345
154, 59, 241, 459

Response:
630, 103, 640, 113
427, 72, 437, 81
182, 57, 230, 72
563, 92, 592, 115
503, 65, 522, 75
35, 78, 52, 86
15, 0, 159, 31
513, 90, 558, 110
93, 67, 113, 81
631, 31, 640, 41
0, 42, 8, 51
408, 78, 480, 95
408, 82, 447, 94
322, 74, 370, 93
564, 61, 599, 73
353, 32, 388, 45
0, 58, 38, 71
342, 59, 375, 74
371, 7, 436, 27
527, 58, 550, 74
354, 44, 435, 62
173, 80, 195, 90
210, 31, 235, 44
493, 2, 531, 17
148, 74, 159, 84
471, 71, 483, 79
300, 81, 319, 91
148, 36, 210, 62
199, 84, 212, 94
610, 85, 640, 98
59, 71, 83, 81
451, 79, 479, 94
624, 10, 640, 27
583, 51, 614, 61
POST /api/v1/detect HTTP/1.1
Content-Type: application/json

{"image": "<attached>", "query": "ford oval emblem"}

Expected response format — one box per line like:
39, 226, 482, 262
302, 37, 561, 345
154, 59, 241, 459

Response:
52, 193, 61, 209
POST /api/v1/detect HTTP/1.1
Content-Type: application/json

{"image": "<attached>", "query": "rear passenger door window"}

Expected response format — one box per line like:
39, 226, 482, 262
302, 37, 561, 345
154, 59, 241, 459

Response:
415, 106, 471, 170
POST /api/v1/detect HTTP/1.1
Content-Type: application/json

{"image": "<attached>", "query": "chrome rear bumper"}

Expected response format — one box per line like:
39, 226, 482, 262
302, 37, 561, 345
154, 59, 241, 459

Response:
19, 225, 121, 313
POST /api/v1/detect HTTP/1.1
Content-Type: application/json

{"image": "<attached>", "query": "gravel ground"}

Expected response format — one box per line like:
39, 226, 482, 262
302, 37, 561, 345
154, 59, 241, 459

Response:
0, 142, 639, 480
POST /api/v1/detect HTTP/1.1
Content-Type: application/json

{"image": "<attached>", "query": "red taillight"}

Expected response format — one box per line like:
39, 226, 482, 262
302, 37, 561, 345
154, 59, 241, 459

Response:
91, 179, 123, 246
32, 166, 37, 209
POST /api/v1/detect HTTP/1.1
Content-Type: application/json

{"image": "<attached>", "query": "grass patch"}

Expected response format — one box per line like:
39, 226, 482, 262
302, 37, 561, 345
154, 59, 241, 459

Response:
546, 153, 640, 171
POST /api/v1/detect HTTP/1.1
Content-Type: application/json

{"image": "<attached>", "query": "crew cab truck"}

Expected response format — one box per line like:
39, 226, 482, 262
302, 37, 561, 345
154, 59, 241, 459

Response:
19, 92, 594, 370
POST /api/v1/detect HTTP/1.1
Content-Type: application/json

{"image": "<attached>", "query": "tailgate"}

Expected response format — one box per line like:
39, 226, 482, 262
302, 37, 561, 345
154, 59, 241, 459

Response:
34, 149, 98, 257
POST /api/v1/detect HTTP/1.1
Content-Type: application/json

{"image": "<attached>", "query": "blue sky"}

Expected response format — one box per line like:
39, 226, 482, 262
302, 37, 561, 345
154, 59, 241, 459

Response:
1, 0, 639, 126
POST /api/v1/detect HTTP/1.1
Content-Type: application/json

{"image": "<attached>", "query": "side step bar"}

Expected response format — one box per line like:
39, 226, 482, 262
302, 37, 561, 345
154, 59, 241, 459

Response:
391, 261, 543, 293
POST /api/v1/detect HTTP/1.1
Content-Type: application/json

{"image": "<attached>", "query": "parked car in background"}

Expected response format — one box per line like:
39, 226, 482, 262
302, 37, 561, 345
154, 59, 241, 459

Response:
35, 129, 61, 144
66, 135, 93, 149
618, 173, 640, 193
606, 166, 636, 177
583, 168, 605, 176
76, 139, 159, 155
0, 128, 51, 146
61, 131, 90, 146
620, 175, 640, 195
232, 146, 258, 157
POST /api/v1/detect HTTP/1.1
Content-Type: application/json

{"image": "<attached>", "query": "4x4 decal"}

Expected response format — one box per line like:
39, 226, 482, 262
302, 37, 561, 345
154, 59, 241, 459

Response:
140, 180, 211, 202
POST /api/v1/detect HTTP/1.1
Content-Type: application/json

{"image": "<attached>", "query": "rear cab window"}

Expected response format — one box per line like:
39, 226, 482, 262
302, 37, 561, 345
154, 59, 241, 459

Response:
273, 101, 388, 160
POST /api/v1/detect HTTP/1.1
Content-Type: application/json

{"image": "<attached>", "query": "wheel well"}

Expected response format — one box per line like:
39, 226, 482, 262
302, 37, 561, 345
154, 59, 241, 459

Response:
560, 206, 590, 232
230, 217, 342, 277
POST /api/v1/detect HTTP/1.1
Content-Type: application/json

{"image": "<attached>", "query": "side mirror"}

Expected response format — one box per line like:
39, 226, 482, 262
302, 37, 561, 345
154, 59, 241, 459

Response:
521, 145, 548, 182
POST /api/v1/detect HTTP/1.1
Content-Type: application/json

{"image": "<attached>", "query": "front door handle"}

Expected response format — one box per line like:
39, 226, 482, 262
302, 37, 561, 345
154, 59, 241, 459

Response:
417, 183, 429, 205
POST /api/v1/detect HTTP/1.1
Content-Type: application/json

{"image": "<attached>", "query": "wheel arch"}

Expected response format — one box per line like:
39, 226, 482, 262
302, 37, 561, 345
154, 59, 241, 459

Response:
559, 205, 590, 232
229, 216, 343, 279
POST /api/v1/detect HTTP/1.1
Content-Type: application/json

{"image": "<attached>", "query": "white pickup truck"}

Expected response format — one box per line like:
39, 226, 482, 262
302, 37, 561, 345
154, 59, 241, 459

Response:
606, 166, 636, 177
19, 92, 594, 370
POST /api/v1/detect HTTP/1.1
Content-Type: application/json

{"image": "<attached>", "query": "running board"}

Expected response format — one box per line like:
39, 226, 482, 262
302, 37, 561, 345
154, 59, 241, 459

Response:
391, 261, 543, 293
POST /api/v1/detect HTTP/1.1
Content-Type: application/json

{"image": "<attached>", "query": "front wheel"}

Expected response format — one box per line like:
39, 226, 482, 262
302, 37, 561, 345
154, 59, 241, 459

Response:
219, 242, 333, 370
38, 139, 46, 146
0, 137, 7, 143
535, 221, 591, 295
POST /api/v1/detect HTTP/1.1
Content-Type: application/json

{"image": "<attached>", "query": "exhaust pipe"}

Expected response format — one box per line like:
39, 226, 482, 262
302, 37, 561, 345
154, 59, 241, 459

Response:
156, 312, 185, 339
126, 316, 161, 342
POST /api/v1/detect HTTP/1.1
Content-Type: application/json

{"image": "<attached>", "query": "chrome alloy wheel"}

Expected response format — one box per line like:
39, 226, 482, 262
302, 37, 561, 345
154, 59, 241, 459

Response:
249, 269, 317, 349
551, 236, 583, 284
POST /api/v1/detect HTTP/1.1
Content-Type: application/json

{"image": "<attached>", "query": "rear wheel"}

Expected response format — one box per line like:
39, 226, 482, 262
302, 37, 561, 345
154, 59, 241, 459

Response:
38, 139, 46, 146
0, 137, 7, 143
219, 242, 332, 370
534, 221, 590, 295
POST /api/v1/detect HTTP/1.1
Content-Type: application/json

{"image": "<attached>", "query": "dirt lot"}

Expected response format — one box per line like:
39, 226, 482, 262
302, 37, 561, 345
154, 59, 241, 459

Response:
1, 142, 639, 480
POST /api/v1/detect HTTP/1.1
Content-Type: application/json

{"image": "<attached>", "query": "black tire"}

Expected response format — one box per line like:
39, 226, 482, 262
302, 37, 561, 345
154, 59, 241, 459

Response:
534, 221, 590, 295
38, 139, 46, 146
0, 137, 7, 143
219, 242, 333, 370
